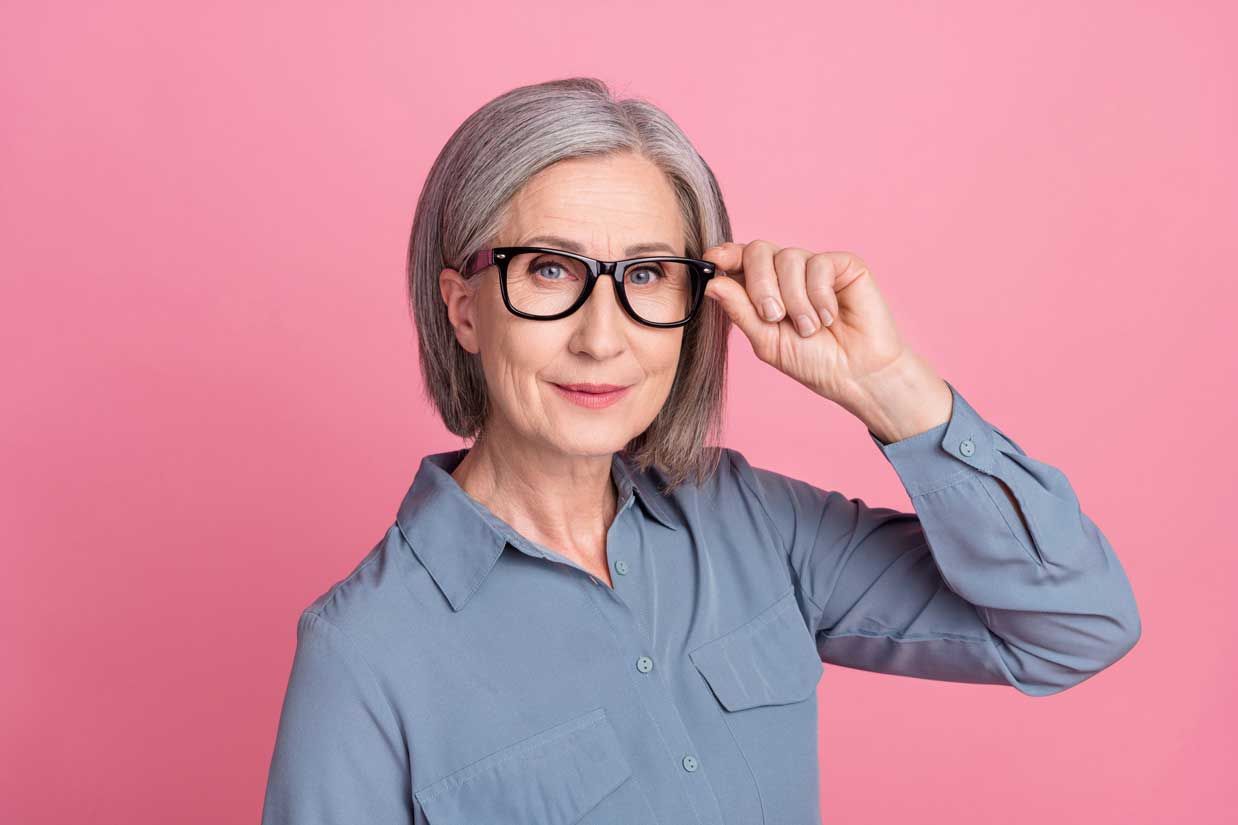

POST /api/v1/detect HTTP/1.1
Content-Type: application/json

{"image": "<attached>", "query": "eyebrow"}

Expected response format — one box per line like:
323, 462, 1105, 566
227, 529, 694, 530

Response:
517, 234, 681, 257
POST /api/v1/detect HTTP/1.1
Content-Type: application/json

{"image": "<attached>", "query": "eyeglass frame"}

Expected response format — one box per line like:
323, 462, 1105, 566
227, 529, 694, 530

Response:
461, 246, 719, 329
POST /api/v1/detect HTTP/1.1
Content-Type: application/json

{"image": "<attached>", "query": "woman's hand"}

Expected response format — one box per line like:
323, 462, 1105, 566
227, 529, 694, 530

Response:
700, 240, 952, 442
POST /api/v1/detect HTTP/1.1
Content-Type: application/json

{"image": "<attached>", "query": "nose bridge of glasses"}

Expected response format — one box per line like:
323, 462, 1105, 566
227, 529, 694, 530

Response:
572, 262, 643, 329
583, 262, 623, 311
585, 256, 693, 325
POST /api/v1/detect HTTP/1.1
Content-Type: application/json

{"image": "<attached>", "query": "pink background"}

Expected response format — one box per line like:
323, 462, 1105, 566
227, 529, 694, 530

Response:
3, 2, 1234, 822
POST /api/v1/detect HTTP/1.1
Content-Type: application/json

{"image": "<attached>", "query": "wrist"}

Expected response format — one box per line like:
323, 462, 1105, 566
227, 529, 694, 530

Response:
852, 351, 952, 444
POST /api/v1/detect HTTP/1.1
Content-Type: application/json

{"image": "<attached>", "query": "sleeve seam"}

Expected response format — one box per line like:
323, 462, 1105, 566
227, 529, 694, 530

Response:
820, 626, 992, 645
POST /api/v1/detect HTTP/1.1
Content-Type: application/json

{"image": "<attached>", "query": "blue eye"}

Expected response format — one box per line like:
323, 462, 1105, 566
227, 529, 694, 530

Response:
535, 262, 568, 280
628, 266, 663, 286
531, 257, 580, 282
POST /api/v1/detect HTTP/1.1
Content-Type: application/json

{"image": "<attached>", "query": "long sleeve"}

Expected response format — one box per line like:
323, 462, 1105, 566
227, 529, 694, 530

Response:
729, 380, 1141, 697
261, 610, 413, 824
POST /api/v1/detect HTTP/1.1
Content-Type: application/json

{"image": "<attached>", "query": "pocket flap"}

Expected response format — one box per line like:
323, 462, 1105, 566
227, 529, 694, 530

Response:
414, 707, 631, 825
689, 587, 823, 712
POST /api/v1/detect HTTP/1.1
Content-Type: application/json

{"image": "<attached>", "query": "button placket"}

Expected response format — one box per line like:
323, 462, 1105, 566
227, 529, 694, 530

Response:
580, 530, 725, 825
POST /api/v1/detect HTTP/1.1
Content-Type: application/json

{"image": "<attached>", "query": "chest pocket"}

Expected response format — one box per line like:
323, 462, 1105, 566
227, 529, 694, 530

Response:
413, 707, 633, 825
689, 586, 823, 711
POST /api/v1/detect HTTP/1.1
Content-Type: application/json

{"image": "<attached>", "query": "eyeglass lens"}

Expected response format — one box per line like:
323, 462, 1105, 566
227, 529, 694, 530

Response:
504, 252, 696, 324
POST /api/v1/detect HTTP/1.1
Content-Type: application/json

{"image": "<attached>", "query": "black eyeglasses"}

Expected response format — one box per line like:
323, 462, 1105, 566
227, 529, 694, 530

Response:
462, 246, 718, 328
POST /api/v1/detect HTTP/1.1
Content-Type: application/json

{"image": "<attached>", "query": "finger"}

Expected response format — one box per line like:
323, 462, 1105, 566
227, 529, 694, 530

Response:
703, 270, 766, 341
741, 240, 784, 323
699, 242, 746, 283
805, 253, 841, 327
773, 247, 820, 337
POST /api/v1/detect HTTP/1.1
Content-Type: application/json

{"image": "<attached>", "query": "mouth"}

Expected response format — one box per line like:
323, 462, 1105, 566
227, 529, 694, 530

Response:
550, 381, 634, 409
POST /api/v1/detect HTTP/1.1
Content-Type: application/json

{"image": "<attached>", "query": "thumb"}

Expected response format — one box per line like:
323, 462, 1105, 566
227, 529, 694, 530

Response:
704, 274, 765, 339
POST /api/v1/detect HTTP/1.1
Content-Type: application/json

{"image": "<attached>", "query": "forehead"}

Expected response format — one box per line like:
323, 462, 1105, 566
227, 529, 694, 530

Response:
501, 153, 686, 255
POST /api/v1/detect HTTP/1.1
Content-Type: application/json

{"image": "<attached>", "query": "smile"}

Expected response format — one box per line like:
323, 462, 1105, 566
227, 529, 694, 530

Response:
550, 382, 633, 409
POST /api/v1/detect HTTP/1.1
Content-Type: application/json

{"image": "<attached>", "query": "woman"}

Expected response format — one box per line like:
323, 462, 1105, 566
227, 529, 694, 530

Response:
261, 77, 1140, 824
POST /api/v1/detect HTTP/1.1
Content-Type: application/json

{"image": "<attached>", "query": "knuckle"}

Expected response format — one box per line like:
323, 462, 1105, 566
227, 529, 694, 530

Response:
805, 285, 833, 304
806, 252, 833, 271
844, 251, 870, 271
776, 246, 811, 262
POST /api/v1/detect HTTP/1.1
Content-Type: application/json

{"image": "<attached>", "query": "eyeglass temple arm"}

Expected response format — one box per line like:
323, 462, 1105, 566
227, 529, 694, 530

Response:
462, 249, 494, 278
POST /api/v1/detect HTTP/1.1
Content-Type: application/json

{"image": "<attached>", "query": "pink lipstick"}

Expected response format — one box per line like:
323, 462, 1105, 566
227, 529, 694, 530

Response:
550, 382, 632, 409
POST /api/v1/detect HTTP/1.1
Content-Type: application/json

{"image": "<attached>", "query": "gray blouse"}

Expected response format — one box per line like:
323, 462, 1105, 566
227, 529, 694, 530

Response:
261, 380, 1140, 825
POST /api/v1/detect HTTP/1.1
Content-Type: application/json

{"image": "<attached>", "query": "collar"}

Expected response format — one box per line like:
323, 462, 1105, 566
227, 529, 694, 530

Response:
396, 448, 679, 611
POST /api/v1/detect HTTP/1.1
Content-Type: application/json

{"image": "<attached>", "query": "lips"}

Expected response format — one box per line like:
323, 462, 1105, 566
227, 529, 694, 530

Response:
554, 383, 630, 393
550, 381, 633, 409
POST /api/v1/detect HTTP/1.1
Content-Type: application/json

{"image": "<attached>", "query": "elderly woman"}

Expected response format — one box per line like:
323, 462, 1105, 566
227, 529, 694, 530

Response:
261, 77, 1140, 825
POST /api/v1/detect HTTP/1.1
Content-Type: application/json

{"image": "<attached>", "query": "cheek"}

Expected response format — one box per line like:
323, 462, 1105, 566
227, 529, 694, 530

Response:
482, 320, 566, 393
641, 334, 685, 387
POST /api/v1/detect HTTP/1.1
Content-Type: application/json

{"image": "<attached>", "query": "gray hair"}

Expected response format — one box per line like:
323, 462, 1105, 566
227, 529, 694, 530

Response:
406, 76, 734, 492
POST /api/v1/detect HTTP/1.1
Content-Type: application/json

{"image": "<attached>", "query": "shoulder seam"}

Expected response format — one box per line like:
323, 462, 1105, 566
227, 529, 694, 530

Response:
310, 542, 386, 616
726, 449, 788, 555
300, 609, 405, 741
726, 449, 828, 618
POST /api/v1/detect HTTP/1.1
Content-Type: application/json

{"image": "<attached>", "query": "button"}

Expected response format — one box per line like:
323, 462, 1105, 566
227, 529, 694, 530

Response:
636, 656, 653, 673
614, 559, 628, 575
682, 754, 698, 772
959, 438, 975, 457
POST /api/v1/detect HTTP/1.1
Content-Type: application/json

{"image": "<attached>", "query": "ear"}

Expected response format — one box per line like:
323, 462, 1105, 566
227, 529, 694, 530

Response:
439, 267, 481, 354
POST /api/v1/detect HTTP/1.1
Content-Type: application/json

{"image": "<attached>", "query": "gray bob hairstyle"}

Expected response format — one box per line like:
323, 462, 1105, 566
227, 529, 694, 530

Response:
406, 76, 734, 492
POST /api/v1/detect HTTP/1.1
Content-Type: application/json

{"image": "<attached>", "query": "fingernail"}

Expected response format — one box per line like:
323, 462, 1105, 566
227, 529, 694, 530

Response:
795, 314, 817, 337
761, 298, 782, 321
818, 307, 833, 327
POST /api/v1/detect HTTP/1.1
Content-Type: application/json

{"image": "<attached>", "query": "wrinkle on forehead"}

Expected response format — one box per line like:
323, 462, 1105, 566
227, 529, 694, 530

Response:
501, 154, 686, 260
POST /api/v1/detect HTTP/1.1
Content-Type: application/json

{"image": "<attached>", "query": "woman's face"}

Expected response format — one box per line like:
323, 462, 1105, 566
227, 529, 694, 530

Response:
441, 151, 687, 458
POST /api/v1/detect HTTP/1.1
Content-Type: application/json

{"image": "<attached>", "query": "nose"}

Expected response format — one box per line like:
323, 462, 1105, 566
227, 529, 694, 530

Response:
569, 272, 628, 356
585, 271, 624, 313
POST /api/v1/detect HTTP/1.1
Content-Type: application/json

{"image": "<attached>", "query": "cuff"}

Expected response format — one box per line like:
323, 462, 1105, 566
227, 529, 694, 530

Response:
867, 380, 999, 497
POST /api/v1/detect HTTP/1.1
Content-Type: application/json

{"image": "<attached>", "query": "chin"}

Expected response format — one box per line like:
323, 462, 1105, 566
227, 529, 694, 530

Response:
545, 427, 634, 457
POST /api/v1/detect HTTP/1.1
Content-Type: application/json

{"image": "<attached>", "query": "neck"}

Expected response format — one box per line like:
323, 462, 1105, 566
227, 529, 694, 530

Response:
450, 428, 621, 565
